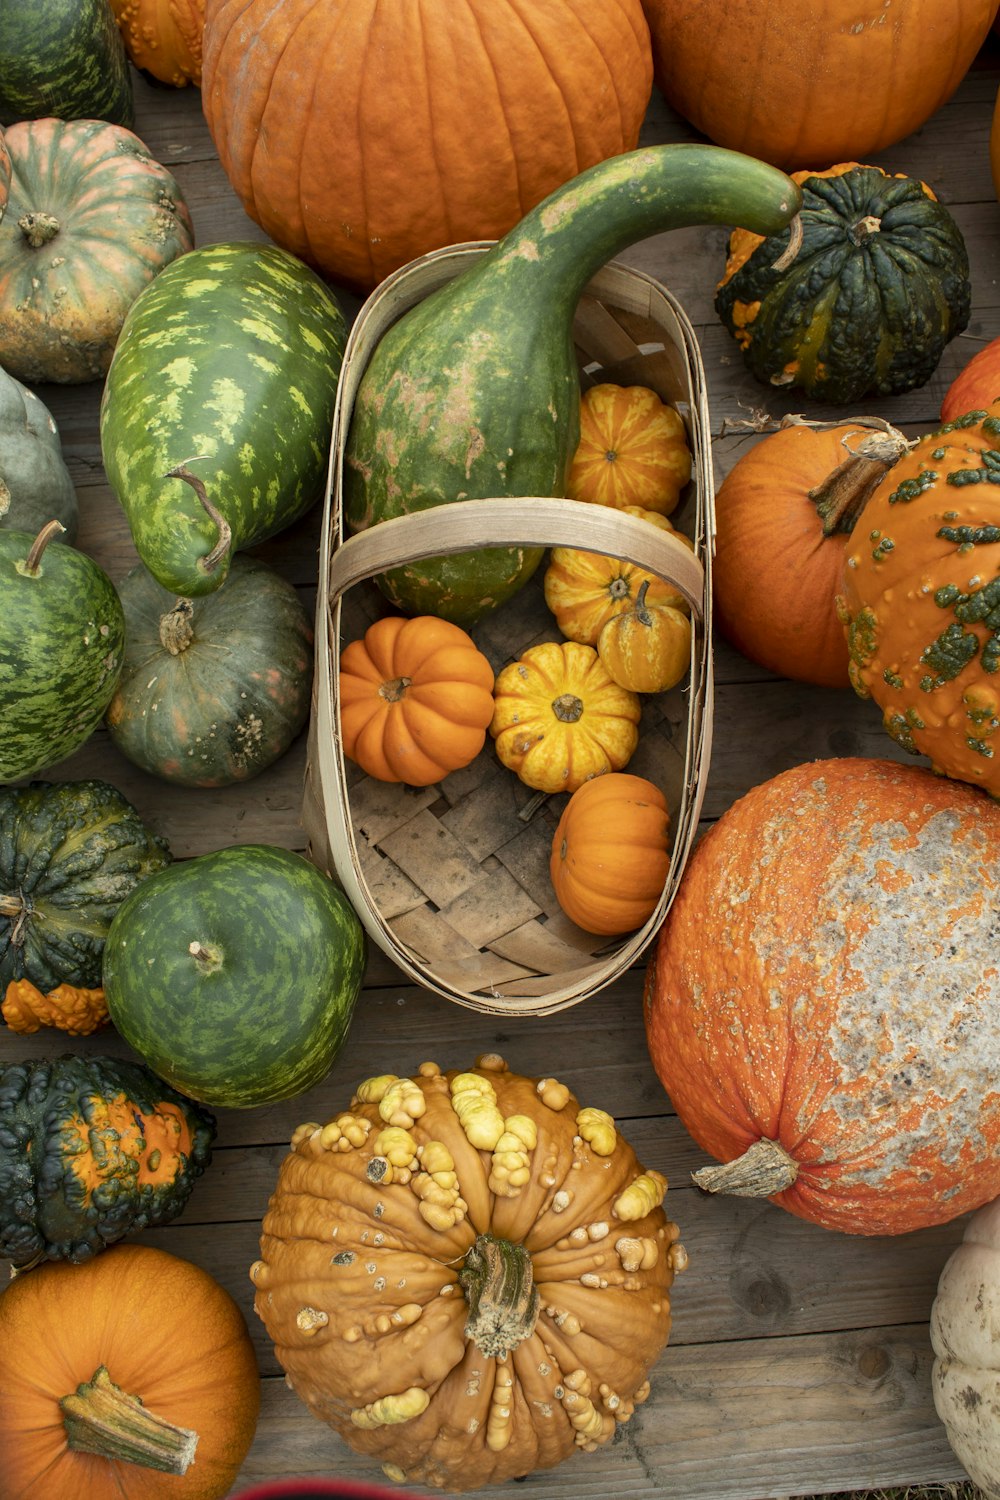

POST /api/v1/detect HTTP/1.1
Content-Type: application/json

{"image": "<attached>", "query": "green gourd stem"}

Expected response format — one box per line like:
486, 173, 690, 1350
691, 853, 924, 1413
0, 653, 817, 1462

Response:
188, 940, 223, 973
159, 599, 195, 655
485, 144, 802, 310
460, 1233, 540, 1358
692, 1138, 798, 1198
60, 1365, 198, 1475
163, 463, 232, 578
19, 212, 60, 248
20, 519, 66, 575
633, 578, 654, 623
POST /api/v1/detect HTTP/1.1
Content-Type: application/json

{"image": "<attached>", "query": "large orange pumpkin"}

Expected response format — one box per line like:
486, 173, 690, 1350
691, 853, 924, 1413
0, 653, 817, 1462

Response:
642, 0, 995, 171
644, 756, 1000, 1237
201, 0, 653, 291
714, 418, 910, 689
941, 336, 1000, 422
0, 1243, 260, 1499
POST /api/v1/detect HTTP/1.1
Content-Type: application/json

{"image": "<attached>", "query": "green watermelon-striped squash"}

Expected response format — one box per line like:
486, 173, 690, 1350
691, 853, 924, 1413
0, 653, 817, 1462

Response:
343, 143, 801, 625
106, 554, 314, 787
100, 241, 348, 597
103, 844, 367, 1109
0, 0, 134, 128
0, 117, 195, 386
0, 779, 171, 994
0, 367, 78, 540
0, 524, 126, 784
0, 1053, 214, 1268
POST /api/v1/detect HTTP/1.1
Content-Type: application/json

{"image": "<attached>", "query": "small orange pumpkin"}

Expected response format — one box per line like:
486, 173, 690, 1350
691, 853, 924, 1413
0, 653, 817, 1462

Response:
550, 772, 671, 935
597, 580, 691, 694
0, 1243, 260, 1499
543, 533, 692, 646
339, 614, 495, 786
490, 640, 641, 793
567, 383, 692, 516
110, 0, 204, 87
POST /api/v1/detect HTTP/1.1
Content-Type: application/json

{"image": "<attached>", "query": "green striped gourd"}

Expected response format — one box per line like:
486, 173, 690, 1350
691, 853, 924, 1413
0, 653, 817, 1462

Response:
103, 844, 367, 1109
0, 524, 126, 783
0, 0, 134, 128
343, 143, 801, 625
100, 241, 348, 596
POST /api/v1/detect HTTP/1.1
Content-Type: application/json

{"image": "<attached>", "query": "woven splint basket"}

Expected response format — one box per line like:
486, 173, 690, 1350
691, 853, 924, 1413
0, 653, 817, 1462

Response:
302, 246, 715, 1015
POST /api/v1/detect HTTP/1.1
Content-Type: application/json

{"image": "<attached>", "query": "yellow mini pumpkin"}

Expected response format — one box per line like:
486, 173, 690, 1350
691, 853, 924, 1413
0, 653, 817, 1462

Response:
251, 1053, 687, 1493
598, 581, 692, 694
567, 383, 692, 516
543, 529, 693, 645
490, 640, 641, 793
550, 773, 671, 935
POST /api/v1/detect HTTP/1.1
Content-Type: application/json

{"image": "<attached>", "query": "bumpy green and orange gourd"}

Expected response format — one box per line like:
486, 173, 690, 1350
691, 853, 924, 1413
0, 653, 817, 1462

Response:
837, 406, 1000, 796
342, 143, 801, 625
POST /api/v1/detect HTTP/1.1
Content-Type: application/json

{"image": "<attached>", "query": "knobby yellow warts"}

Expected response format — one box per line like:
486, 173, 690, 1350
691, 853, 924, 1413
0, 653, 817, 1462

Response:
613, 1169, 668, 1221
350, 1387, 430, 1430
489, 1114, 537, 1197
451, 1072, 506, 1149
576, 1106, 617, 1156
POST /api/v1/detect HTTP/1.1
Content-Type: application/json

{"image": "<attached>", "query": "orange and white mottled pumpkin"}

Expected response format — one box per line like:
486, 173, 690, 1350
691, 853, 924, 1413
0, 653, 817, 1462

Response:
251, 1053, 687, 1492
644, 756, 1000, 1236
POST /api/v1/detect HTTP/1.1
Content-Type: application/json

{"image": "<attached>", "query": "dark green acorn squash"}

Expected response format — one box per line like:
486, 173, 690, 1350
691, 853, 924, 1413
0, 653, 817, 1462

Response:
103, 844, 367, 1109
0, 367, 78, 541
0, 0, 134, 128
0, 523, 126, 783
715, 162, 971, 405
343, 142, 801, 626
106, 555, 314, 787
0, 1053, 214, 1268
0, 779, 171, 995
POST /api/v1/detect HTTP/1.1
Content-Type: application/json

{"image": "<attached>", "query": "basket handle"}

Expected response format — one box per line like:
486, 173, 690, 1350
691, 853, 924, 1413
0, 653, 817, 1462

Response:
327, 496, 705, 617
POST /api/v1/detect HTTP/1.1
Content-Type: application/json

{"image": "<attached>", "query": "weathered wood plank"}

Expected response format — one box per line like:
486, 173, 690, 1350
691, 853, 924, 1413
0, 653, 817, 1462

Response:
230, 1324, 964, 1500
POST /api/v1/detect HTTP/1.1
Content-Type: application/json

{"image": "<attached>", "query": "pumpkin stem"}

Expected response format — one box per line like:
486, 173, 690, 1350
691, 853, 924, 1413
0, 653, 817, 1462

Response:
18, 519, 66, 576
632, 578, 654, 623
460, 1232, 540, 1358
850, 213, 882, 247
60, 1365, 199, 1475
18, 211, 60, 248
808, 425, 913, 536
0, 891, 30, 947
163, 462, 233, 579
379, 675, 412, 703
159, 598, 195, 655
692, 1138, 798, 1199
188, 940, 224, 972
551, 693, 584, 723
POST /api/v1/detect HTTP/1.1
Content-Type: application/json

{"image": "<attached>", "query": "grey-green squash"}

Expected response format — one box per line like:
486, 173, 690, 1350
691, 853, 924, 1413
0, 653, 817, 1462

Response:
0, 368, 78, 542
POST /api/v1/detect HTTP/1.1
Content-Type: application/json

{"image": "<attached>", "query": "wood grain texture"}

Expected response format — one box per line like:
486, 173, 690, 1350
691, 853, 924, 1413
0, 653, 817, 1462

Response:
5, 41, 1000, 1500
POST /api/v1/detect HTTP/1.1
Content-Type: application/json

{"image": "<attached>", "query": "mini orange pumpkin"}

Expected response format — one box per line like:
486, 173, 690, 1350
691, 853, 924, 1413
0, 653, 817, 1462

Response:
251, 1052, 687, 1492
0, 1243, 260, 1499
490, 640, 641, 793
550, 772, 671, 935
339, 614, 495, 786
644, 756, 1000, 1236
567, 383, 692, 516
543, 534, 691, 646
597, 580, 691, 694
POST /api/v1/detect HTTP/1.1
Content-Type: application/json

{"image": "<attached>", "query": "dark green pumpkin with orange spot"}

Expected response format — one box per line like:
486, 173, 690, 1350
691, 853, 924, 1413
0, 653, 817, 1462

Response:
715, 162, 971, 405
0, 1054, 215, 1267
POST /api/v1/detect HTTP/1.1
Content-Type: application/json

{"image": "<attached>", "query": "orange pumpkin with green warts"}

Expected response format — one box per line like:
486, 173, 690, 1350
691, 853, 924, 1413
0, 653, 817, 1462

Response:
550, 773, 671, 935
644, 757, 1000, 1237
490, 640, 641, 793
340, 614, 495, 786
567, 383, 692, 516
0, 1243, 260, 1500
251, 1053, 687, 1491
837, 407, 1000, 796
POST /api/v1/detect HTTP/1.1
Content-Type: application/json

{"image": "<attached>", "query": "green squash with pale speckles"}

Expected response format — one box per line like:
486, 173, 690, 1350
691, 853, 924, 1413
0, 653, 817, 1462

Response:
0, 524, 125, 784
100, 241, 348, 597
343, 143, 802, 625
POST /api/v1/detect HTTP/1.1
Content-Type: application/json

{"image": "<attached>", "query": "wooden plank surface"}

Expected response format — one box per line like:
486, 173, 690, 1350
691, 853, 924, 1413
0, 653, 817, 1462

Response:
6, 38, 1000, 1500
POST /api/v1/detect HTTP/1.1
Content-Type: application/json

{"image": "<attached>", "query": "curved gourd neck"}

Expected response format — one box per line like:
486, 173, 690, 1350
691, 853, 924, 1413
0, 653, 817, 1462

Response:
478, 144, 801, 309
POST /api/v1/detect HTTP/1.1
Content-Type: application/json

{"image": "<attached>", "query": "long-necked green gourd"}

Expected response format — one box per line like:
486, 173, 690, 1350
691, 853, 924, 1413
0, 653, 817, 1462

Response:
344, 144, 801, 625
